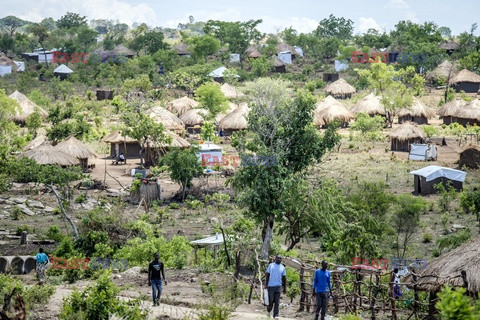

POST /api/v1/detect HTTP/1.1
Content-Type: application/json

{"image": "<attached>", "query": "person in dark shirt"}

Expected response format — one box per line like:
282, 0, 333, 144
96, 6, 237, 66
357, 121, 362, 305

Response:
148, 252, 167, 306
312, 260, 332, 320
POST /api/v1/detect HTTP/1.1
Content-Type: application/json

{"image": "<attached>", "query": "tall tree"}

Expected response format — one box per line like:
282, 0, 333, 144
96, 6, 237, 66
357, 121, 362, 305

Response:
0, 16, 29, 37
315, 14, 354, 41
204, 19, 263, 54
195, 82, 229, 120
28, 23, 50, 67
189, 35, 221, 62
56, 12, 87, 29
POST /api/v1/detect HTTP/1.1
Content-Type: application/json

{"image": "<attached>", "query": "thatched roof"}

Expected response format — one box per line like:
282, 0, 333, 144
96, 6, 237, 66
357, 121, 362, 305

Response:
174, 42, 189, 55
0, 53, 17, 70
8, 90, 48, 122
24, 135, 49, 151
55, 135, 97, 159
245, 46, 258, 55
351, 93, 385, 115
314, 96, 354, 126
179, 108, 208, 126
437, 98, 467, 117
389, 122, 425, 141
19, 144, 79, 166
438, 41, 459, 50
455, 99, 480, 120
215, 102, 237, 123
220, 83, 245, 99
149, 106, 184, 131
427, 60, 458, 79
248, 50, 261, 58
274, 57, 285, 67
405, 237, 480, 292
218, 102, 249, 130
166, 96, 199, 116
276, 43, 298, 55
153, 131, 190, 149
102, 131, 137, 144
459, 145, 480, 169
397, 98, 435, 119
449, 69, 480, 84
324, 78, 356, 96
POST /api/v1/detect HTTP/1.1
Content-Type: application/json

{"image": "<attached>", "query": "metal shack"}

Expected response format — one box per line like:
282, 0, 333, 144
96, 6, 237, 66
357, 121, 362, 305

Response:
410, 165, 466, 195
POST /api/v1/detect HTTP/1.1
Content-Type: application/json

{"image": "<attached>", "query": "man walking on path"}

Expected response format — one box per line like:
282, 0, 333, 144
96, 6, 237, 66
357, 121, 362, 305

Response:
265, 255, 286, 319
312, 260, 333, 320
148, 253, 167, 306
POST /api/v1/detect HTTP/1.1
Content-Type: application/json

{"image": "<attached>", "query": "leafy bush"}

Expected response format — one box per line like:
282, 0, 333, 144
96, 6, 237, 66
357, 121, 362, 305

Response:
351, 112, 384, 133
339, 314, 362, 320
186, 199, 205, 210
422, 232, 433, 243
435, 286, 480, 320
168, 202, 180, 209
75, 194, 86, 203
46, 226, 65, 242
423, 125, 439, 138
0, 274, 55, 311
435, 182, 458, 212
15, 225, 29, 236
198, 304, 232, 320
436, 228, 471, 252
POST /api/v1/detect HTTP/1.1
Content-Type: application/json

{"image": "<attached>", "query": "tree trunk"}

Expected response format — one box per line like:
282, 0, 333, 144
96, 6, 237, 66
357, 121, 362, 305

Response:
220, 226, 231, 267
48, 184, 79, 239
139, 141, 145, 168
261, 216, 274, 260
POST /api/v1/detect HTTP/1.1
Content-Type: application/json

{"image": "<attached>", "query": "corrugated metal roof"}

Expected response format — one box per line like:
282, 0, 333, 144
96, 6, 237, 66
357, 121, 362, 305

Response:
191, 233, 224, 245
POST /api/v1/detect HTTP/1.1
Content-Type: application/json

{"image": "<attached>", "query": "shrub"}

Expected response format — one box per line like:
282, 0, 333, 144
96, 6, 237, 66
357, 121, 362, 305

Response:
435, 286, 479, 320
75, 194, 86, 203
11, 206, 21, 220
0, 274, 55, 311
436, 228, 471, 253
187, 199, 204, 210
422, 232, 433, 243
168, 202, 180, 209
198, 304, 231, 320
339, 314, 362, 320
46, 226, 65, 242
15, 225, 30, 236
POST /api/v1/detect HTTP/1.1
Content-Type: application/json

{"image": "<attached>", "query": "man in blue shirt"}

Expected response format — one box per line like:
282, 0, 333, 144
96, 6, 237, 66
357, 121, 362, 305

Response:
265, 255, 286, 319
35, 247, 49, 282
312, 260, 332, 320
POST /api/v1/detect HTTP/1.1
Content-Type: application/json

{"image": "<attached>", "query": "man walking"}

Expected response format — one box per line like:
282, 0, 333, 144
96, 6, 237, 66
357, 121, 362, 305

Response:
35, 247, 49, 282
312, 260, 333, 320
148, 253, 167, 306
265, 255, 286, 319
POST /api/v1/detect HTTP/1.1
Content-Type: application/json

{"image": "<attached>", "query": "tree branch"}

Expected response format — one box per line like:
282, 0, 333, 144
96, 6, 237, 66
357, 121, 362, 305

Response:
47, 184, 79, 240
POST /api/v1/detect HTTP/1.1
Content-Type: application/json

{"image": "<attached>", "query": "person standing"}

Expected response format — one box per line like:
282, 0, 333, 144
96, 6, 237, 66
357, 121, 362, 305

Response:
35, 248, 49, 282
393, 268, 402, 299
312, 260, 333, 320
148, 252, 167, 306
265, 255, 286, 319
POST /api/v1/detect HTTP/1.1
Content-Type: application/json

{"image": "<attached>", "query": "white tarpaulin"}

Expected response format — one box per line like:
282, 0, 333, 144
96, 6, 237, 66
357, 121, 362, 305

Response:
13, 61, 25, 71
208, 66, 227, 77
229, 53, 240, 63
335, 60, 349, 72
294, 46, 304, 57
197, 143, 222, 165
191, 233, 224, 245
0, 65, 12, 77
410, 165, 466, 182
409, 144, 437, 161
278, 51, 292, 64
54, 64, 73, 74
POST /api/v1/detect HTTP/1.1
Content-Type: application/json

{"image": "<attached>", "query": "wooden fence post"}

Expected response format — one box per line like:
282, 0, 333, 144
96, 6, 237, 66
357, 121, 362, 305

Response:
413, 268, 419, 316
370, 271, 380, 320
334, 273, 340, 314
390, 272, 397, 320
353, 269, 359, 314
299, 265, 306, 312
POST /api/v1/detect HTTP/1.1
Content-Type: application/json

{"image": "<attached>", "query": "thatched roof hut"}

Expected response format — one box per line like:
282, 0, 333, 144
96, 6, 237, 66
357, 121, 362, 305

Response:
103, 131, 140, 158
427, 60, 458, 80
437, 98, 467, 125
276, 43, 299, 57
406, 237, 480, 293
8, 90, 48, 123
351, 93, 385, 116
215, 102, 237, 123
155, 132, 190, 149
174, 42, 190, 56
179, 108, 207, 127
149, 106, 184, 131
23, 135, 49, 151
438, 40, 459, 54
55, 136, 96, 170
19, 144, 79, 166
314, 96, 354, 128
449, 69, 480, 93
454, 99, 480, 126
274, 57, 286, 73
220, 83, 245, 99
145, 132, 191, 165
459, 145, 480, 169
166, 96, 199, 116
0, 53, 17, 75
389, 122, 425, 152
397, 99, 435, 125
324, 78, 356, 99
218, 102, 249, 133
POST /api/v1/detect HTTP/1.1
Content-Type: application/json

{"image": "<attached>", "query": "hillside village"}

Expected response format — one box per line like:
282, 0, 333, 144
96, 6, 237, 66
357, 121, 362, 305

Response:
1, 9, 480, 320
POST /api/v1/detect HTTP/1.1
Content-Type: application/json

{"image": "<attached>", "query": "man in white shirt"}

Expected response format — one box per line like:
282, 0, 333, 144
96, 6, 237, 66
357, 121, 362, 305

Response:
265, 255, 286, 319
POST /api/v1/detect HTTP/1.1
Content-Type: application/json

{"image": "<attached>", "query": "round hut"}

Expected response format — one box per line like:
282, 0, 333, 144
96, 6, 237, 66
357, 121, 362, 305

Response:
459, 145, 480, 169
215, 102, 237, 123
148, 106, 185, 132
389, 122, 425, 152
23, 135, 49, 151
324, 78, 356, 99
220, 83, 245, 99
314, 96, 354, 128
8, 91, 48, 124
454, 99, 480, 126
174, 42, 190, 56
180, 108, 208, 134
437, 98, 467, 125
166, 96, 199, 116
19, 144, 79, 166
397, 98, 435, 125
351, 93, 385, 116
103, 131, 140, 158
274, 58, 286, 73
427, 60, 458, 82
449, 69, 480, 93
55, 135, 97, 171
218, 102, 249, 135
145, 132, 191, 166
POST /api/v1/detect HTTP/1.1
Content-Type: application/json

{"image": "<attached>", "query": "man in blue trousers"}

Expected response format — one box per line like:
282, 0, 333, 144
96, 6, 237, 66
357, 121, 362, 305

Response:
148, 253, 167, 306
312, 260, 333, 320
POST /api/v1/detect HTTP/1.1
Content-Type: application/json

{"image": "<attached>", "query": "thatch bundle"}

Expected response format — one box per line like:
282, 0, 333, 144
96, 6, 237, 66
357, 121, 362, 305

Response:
324, 78, 356, 99
314, 96, 354, 127
449, 69, 480, 84
437, 98, 467, 117
397, 99, 435, 119
459, 145, 480, 169
406, 237, 480, 293
389, 122, 424, 141
166, 96, 199, 116
351, 93, 385, 115
103, 131, 137, 144
220, 83, 245, 99
179, 108, 208, 126
8, 91, 48, 123
427, 60, 457, 79
55, 135, 97, 160
455, 99, 480, 120
218, 102, 249, 130
19, 145, 79, 166
148, 106, 184, 131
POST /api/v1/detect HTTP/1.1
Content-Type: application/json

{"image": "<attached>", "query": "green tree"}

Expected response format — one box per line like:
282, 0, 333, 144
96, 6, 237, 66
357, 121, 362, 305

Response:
189, 35, 221, 62
28, 23, 50, 67
200, 121, 215, 142
250, 57, 271, 77
0, 15, 29, 36
56, 12, 87, 29
160, 147, 203, 200
25, 109, 42, 137
195, 83, 229, 120
435, 286, 479, 320
204, 19, 263, 54
229, 78, 339, 259
315, 14, 354, 41
130, 30, 169, 55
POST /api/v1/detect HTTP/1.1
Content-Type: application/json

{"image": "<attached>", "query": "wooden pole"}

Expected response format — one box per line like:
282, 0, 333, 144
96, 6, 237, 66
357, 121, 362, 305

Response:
353, 269, 359, 314
334, 273, 340, 314
390, 272, 397, 320
20, 231, 27, 245
370, 271, 380, 320
299, 265, 306, 312
413, 268, 419, 316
